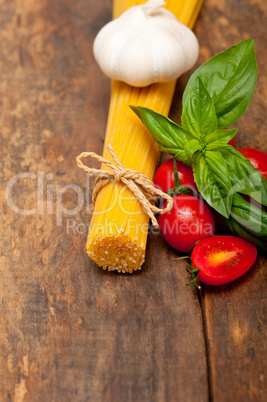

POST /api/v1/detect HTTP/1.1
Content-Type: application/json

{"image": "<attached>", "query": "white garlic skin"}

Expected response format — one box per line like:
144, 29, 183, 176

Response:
93, 0, 199, 87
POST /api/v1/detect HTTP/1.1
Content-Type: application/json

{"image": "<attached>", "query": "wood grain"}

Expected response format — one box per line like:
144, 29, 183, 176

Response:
179, 0, 267, 400
0, 0, 266, 401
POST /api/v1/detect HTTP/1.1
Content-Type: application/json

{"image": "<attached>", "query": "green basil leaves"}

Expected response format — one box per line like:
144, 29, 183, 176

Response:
182, 76, 218, 138
182, 39, 258, 129
192, 151, 233, 218
130, 106, 192, 166
130, 39, 267, 219
219, 146, 267, 204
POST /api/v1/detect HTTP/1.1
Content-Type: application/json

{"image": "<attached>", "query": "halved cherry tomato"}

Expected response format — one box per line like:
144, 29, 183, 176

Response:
154, 159, 197, 193
238, 148, 267, 180
191, 235, 257, 286
159, 195, 215, 253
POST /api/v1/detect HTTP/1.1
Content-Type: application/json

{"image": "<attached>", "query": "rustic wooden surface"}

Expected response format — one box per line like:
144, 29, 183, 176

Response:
0, 0, 266, 401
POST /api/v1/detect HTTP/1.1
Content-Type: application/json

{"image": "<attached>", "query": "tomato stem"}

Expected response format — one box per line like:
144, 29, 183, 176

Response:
165, 158, 194, 197
171, 255, 191, 260
186, 264, 201, 290
172, 254, 201, 290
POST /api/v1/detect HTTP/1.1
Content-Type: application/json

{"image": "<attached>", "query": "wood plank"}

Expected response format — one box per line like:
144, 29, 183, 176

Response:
203, 260, 267, 401
1, 0, 266, 401
0, 1, 209, 401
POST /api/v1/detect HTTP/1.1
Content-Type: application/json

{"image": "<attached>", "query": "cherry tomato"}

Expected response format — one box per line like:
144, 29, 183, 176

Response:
191, 235, 257, 286
159, 195, 215, 253
224, 128, 237, 148
154, 159, 197, 193
228, 137, 237, 148
238, 148, 267, 180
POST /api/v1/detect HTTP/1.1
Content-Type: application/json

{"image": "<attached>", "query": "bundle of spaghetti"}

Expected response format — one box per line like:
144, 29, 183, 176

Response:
86, 0, 203, 273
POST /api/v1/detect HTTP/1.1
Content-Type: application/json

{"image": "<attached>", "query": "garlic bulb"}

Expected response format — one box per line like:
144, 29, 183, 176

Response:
93, 0, 199, 87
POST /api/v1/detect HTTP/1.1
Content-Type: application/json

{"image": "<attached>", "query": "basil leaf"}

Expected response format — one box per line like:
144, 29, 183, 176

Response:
183, 39, 257, 129
130, 106, 191, 148
130, 106, 193, 165
193, 150, 233, 218
230, 193, 267, 237
174, 151, 191, 167
206, 129, 238, 149
228, 218, 267, 251
184, 139, 202, 161
219, 145, 267, 205
181, 77, 218, 138
152, 139, 191, 166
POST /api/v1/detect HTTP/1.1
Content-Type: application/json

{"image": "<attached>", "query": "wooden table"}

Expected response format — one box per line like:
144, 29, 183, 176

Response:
1, 0, 266, 401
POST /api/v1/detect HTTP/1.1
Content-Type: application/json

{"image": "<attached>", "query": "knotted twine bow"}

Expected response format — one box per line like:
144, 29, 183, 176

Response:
76, 145, 173, 228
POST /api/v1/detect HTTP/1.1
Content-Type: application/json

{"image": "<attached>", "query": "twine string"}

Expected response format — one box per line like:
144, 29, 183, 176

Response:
76, 144, 173, 228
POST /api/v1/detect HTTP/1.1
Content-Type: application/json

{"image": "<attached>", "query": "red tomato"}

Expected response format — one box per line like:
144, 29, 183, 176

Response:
154, 159, 197, 193
224, 128, 237, 148
191, 235, 257, 286
238, 148, 267, 180
228, 137, 237, 148
159, 195, 215, 253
